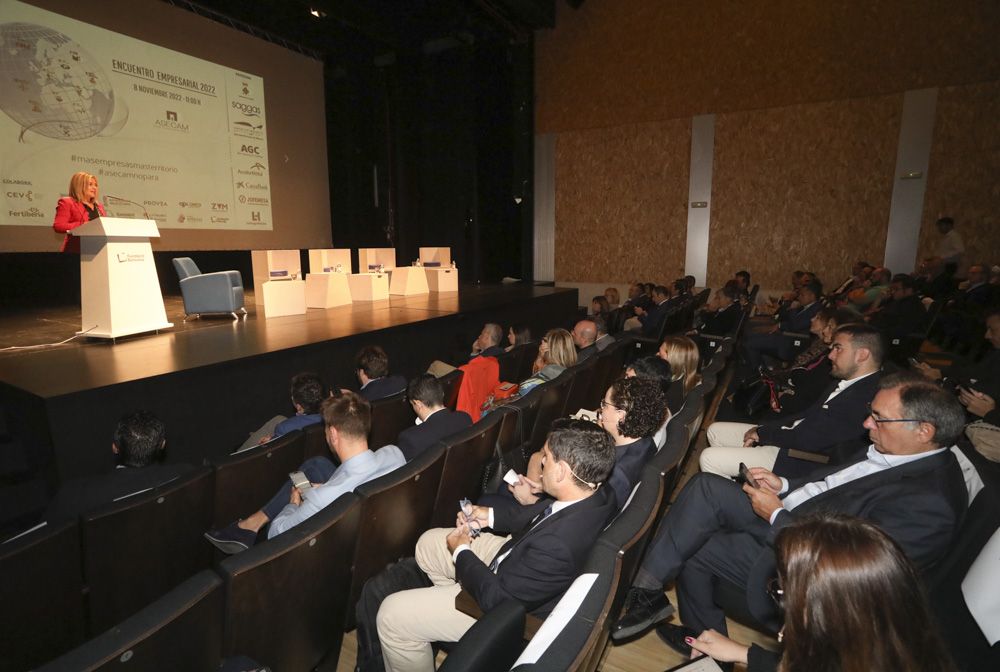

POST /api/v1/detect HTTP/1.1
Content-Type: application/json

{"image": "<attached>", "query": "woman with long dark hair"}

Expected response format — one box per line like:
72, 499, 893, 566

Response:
687, 513, 955, 672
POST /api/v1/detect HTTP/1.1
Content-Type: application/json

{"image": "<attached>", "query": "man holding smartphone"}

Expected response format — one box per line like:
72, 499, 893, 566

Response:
913, 306, 1000, 426
611, 374, 968, 653
204, 391, 404, 554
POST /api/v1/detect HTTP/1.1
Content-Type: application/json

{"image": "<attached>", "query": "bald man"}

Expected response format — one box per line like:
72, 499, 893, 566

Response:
572, 319, 599, 362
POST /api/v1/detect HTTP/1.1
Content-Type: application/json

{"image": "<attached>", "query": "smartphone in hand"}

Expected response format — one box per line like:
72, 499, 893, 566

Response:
289, 470, 311, 494
738, 462, 760, 489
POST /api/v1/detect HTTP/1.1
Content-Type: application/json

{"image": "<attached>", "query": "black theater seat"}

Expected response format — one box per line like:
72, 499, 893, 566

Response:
81, 467, 214, 635
369, 392, 417, 450
211, 430, 306, 527
346, 445, 446, 628
37, 570, 225, 672
430, 408, 508, 528
0, 519, 86, 672
219, 494, 362, 672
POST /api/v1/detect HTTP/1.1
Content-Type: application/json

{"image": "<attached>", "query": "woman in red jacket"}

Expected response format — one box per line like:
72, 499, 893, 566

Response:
52, 171, 105, 252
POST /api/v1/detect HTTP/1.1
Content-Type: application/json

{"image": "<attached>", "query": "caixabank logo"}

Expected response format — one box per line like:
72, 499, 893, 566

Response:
154, 110, 189, 133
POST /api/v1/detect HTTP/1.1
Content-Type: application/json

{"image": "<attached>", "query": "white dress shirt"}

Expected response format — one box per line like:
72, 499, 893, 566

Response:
769, 444, 950, 523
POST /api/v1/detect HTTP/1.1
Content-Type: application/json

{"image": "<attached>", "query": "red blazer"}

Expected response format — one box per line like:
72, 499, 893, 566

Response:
53, 197, 106, 253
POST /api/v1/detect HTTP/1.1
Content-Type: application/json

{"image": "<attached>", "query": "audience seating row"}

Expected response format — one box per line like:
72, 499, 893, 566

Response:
4, 300, 724, 672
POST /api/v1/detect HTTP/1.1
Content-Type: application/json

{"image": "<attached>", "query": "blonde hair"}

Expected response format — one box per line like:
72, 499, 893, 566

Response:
604, 287, 620, 305
543, 328, 577, 368
660, 335, 701, 393
68, 171, 98, 203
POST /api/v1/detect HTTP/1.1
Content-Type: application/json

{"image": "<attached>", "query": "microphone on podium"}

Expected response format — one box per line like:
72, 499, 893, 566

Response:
104, 195, 151, 220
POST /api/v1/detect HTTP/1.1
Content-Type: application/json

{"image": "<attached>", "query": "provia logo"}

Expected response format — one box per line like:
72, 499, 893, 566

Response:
232, 101, 260, 116
5, 190, 33, 201
240, 144, 261, 155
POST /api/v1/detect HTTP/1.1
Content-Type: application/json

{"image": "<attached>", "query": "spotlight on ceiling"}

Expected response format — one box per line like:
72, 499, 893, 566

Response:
309, 8, 326, 19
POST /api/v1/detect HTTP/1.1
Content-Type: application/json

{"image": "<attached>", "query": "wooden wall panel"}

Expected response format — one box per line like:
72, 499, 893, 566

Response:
554, 121, 690, 284
537, 0, 1000, 133
917, 81, 1000, 271
708, 96, 901, 290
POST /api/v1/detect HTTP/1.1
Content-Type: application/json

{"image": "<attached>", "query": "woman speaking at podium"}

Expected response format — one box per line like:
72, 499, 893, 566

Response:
53, 171, 105, 253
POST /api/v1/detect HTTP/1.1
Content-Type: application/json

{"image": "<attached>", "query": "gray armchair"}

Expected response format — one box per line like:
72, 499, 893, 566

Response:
172, 257, 247, 321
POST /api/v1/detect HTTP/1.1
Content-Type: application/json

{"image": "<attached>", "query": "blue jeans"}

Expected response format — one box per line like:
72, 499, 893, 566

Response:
261, 456, 338, 521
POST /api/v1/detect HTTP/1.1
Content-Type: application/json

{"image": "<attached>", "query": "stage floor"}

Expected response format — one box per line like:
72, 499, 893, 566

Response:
0, 282, 580, 487
0, 283, 576, 399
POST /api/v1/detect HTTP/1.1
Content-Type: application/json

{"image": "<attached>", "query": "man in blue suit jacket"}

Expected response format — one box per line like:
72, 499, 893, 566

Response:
376, 420, 617, 672
611, 373, 968, 644
741, 280, 823, 369
701, 323, 883, 479
355, 345, 407, 401
395, 374, 471, 460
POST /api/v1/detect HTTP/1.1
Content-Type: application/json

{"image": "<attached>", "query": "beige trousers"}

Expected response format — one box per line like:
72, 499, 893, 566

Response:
377, 527, 510, 672
699, 421, 780, 477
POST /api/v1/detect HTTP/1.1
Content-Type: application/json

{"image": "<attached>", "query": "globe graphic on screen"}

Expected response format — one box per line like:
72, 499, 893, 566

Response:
0, 22, 115, 140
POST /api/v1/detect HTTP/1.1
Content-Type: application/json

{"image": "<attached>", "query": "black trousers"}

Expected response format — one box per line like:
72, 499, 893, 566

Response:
638, 473, 772, 634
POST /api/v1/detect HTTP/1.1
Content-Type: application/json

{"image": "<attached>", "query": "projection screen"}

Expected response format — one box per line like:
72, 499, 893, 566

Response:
0, 0, 332, 252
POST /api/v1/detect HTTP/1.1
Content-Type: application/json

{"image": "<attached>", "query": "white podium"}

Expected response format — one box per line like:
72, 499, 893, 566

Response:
420, 247, 459, 292
306, 272, 352, 308
260, 279, 307, 317
425, 267, 459, 292
358, 247, 396, 272
251, 250, 307, 318
348, 272, 389, 301
71, 217, 173, 339
308, 248, 353, 274
389, 266, 429, 296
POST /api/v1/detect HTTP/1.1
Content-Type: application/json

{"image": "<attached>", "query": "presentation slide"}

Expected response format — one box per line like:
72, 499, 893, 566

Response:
0, 0, 331, 253
1, 0, 272, 232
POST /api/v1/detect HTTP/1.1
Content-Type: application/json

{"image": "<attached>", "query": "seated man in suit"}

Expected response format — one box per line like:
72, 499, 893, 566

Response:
204, 392, 404, 554
702, 323, 883, 479
866, 273, 927, 340
238, 371, 328, 450
628, 285, 672, 336
739, 280, 822, 372
376, 420, 617, 672
693, 283, 742, 337
571, 318, 599, 362
611, 373, 968, 648
914, 306, 1000, 426
46, 411, 193, 522
355, 345, 407, 401
396, 374, 472, 461
592, 314, 615, 351
468, 323, 505, 360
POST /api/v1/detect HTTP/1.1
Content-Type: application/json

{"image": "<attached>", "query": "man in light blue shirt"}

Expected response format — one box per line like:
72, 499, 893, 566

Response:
205, 391, 405, 554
